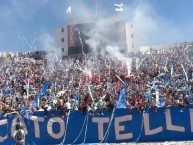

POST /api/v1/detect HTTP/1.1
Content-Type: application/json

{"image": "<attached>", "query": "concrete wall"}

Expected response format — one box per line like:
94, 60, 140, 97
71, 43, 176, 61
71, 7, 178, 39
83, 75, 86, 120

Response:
55, 27, 68, 56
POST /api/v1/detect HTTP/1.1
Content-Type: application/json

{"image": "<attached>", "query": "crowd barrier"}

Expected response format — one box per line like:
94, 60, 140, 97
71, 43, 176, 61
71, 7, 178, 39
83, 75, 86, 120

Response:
0, 106, 193, 145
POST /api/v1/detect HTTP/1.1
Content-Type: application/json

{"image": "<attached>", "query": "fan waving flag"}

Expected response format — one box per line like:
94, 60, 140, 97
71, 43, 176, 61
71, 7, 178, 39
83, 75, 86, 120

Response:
114, 3, 124, 12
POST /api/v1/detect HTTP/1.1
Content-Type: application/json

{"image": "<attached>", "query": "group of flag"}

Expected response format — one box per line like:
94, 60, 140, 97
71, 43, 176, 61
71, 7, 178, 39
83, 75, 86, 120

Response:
66, 2, 124, 14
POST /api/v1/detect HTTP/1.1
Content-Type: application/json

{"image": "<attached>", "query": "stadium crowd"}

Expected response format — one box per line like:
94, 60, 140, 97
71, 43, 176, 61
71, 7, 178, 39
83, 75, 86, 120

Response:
0, 45, 193, 117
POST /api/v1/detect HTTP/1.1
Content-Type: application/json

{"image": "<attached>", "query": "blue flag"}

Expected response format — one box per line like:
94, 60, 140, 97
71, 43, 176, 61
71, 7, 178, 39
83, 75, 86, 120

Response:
157, 73, 169, 85
116, 87, 127, 108
32, 81, 50, 107
146, 89, 152, 102
22, 105, 29, 114
185, 83, 193, 100
74, 93, 80, 106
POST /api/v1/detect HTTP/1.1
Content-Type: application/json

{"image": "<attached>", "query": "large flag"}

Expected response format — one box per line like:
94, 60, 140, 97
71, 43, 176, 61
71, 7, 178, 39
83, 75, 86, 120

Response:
66, 6, 72, 14
114, 3, 124, 12
116, 87, 127, 108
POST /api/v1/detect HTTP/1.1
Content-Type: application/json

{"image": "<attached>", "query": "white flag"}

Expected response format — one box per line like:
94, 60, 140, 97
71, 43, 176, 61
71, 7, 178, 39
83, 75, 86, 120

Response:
66, 6, 71, 14
114, 3, 124, 12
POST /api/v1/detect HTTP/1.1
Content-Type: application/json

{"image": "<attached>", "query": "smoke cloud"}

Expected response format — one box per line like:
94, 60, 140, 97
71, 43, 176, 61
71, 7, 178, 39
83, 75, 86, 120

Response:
128, 1, 182, 45
82, 1, 187, 75
39, 33, 62, 79
40, 33, 56, 55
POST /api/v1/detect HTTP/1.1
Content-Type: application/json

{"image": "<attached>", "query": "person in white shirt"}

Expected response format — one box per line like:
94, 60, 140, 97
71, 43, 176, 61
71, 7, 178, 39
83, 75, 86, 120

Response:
14, 124, 25, 145
64, 101, 71, 116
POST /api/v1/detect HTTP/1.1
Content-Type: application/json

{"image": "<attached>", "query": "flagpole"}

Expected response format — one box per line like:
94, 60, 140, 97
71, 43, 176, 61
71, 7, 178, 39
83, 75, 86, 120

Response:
96, 3, 98, 17
27, 78, 30, 99
66, 0, 72, 24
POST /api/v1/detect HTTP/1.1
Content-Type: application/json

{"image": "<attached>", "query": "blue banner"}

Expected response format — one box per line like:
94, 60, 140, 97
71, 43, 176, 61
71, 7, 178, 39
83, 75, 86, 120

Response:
0, 89, 15, 95
1, 107, 193, 144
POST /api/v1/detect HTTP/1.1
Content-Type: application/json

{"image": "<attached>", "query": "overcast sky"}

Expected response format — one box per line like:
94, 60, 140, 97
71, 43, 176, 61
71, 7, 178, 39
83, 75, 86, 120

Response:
0, 0, 193, 52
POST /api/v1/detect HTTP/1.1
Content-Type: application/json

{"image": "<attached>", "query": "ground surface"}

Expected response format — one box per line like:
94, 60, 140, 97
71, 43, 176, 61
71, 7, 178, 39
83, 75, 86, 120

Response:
83, 142, 193, 145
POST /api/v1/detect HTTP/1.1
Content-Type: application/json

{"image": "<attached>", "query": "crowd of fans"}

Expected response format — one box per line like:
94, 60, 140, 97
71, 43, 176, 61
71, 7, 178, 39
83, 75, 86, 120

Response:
0, 44, 193, 117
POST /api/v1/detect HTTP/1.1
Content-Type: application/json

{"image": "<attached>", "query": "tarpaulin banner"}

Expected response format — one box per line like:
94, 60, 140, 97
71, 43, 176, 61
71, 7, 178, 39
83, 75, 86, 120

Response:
1, 107, 193, 145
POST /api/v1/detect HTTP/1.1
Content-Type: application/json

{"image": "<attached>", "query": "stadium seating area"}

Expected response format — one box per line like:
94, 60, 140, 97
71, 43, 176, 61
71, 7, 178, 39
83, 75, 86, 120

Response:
0, 46, 193, 117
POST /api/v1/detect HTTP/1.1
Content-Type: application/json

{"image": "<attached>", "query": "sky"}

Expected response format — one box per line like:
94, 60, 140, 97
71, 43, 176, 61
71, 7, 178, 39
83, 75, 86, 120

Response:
0, 0, 193, 52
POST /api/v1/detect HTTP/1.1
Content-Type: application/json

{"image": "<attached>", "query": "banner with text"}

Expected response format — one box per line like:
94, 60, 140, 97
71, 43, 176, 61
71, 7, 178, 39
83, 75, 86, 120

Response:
0, 107, 193, 144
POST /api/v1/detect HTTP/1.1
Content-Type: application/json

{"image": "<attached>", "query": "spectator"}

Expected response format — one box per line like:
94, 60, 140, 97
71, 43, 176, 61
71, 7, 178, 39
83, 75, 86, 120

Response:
0, 45, 193, 117
14, 124, 25, 145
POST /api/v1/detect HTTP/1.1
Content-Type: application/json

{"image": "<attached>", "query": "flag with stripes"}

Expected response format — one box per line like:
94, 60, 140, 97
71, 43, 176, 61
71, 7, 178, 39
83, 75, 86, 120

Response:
114, 3, 124, 12
66, 6, 72, 14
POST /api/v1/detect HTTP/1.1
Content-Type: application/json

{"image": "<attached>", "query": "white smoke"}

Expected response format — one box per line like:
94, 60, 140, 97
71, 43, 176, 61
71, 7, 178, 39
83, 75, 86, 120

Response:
39, 32, 62, 60
85, 1, 183, 51
84, 18, 132, 75
85, 38, 100, 53
39, 33, 62, 78
105, 45, 133, 75
40, 33, 56, 54
83, 1, 188, 76
127, 1, 182, 45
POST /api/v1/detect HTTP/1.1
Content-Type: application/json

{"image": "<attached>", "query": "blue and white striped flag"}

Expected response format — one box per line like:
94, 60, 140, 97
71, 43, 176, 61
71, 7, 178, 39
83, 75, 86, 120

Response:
185, 83, 193, 99
171, 65, 174, 77
114, 3, 124, 12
